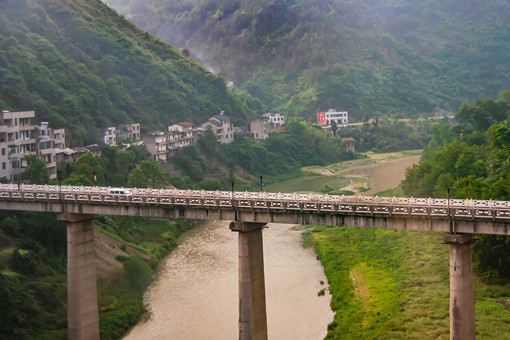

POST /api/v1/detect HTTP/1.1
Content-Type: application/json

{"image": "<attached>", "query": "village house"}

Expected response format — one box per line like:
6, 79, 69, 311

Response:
317, 109, 349, 127
0, 110, 37, 182
0, 111, 68, 182
143, 122, 199, 161
250, 116, 270, 140
116, 123, 141, 142
103, 126, 116, 145
143, 132, 168, 162
36, 122, 67, 179
39, 122, 66, 149
343, 137, 356, 153
55, 144, 102, 164
262, 112, 285, 126
201, 111, 234, 144
167, 122, 194, 156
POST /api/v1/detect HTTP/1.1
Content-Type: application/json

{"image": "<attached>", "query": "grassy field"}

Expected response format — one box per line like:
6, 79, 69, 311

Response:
263, 174, 349, 193
303, 150, 423, 175
265, 151, 422, 194
303, 227, 510, 339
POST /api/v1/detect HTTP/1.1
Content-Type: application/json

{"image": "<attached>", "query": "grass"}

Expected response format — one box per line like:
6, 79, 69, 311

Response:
263, 174, 350, 193
304, 226, 510, 339
303, 150, 423, 176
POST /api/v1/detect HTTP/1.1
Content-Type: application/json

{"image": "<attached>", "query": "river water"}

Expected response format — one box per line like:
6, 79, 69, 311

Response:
123, 155, 420, 339
123, 221, 334, 340
339, 155, 421, 195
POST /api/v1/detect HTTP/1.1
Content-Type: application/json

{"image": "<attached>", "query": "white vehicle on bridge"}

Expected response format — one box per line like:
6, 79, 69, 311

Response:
108, 188, 132, 196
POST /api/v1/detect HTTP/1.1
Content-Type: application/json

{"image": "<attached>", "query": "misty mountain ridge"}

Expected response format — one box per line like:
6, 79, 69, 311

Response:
104, 0, 510, 120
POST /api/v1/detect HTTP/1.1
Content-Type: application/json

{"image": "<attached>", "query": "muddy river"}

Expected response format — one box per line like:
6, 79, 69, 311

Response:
123, 222, 334, 340
123, 155, 420, 339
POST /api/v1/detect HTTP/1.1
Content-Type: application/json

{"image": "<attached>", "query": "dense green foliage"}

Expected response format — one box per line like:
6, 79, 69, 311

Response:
402, 93, 510, 282
224, 120, 353, 176
0, 211, 68, 339
22, 154, 50, 184
105, 0, 510, 119
0, 211, 193, 339
0, 0, 261, 145
336, 118, 431, 153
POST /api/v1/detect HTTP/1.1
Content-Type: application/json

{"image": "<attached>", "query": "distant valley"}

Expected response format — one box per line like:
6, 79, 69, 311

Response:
103, 0, 510, 120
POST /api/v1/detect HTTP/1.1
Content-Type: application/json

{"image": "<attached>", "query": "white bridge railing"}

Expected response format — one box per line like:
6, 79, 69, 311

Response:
1, 184, 510, 220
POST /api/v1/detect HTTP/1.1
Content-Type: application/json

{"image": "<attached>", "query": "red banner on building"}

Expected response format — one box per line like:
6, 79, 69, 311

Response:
317, 112, 326, 125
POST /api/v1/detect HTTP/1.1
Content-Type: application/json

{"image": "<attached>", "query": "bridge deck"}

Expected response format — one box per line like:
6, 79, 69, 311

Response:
0, 184, 509, 235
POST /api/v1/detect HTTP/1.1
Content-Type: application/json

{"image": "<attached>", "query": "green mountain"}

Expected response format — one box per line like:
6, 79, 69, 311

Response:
103, 0, 510, 120
0, 0, 261, 145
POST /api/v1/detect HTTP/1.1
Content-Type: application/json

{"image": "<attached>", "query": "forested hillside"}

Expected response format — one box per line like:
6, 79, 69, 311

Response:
402, 91, 510, 282
104, 0, 510, 120
0, 0, 261, 146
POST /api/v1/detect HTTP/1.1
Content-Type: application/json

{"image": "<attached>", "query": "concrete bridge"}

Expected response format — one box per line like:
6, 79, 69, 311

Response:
2, 184, 510, 339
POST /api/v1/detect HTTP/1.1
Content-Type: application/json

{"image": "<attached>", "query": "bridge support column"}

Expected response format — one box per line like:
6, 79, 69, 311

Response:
230, 222, 268, 340
58, 213, 100, 340
443, 233, 475, 340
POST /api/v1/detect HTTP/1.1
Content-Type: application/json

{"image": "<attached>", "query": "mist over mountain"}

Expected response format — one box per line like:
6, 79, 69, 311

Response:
0, 0, 260, 145
104, 0, 510, 120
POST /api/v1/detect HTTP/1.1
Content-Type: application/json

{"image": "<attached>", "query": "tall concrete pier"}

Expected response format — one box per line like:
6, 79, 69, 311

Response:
230, 222, 268, 340
59, 213, 100, 340
443, 233, 475, 340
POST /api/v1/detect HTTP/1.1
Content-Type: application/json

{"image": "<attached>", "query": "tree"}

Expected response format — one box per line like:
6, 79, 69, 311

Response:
73, 152, 105, 185
22, 155, 49, 184
498, 89, 510, 105
127, 168, 149, 188
198, 125, 218, 156
227, 158, 236, 183
139, 160, 168, 188
330, 120, 338, 136
455, 99, 508, 133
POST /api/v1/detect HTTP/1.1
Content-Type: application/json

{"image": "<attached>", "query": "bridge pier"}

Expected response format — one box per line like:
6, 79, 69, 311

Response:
58, 213, 100, 340
230, 222, 268, 340
443, 233, 475, 340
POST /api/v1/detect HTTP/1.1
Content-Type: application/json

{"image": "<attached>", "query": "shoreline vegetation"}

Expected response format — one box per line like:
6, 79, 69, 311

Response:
304, 220, 510, 339
264, 150, 422, 194
301, 149, 510, 339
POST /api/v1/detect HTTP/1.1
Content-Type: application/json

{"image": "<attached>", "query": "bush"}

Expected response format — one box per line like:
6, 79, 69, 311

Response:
123, 256, 152, 291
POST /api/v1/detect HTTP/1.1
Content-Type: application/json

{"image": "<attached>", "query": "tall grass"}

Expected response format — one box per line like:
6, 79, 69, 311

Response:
304, 227, 510, 339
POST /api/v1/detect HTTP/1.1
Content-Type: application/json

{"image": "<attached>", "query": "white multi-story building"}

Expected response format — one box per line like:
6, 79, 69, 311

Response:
317, 109, 348, 126
0, 110, 37, 182
168, 122, 194, 152
201, 111, 234, 144
103, 127, 116, 145
0, 111, 60, 181
262, 112, 285, 126
116, 123, 141, 142
39, 122, 66, 148
37, 122, 64, 179
250, 117, 270, 140
143, 132, 168, 162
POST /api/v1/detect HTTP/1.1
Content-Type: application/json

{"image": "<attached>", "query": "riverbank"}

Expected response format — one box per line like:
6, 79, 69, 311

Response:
264, 150, 422, 194
304, 226, 510, 339
94, 217, 195, 339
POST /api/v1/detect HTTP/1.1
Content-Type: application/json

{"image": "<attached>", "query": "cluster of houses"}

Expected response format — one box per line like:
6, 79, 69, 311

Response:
0, 109, 354, 182
141, 112, 289, 161
0, 110, 111, 182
